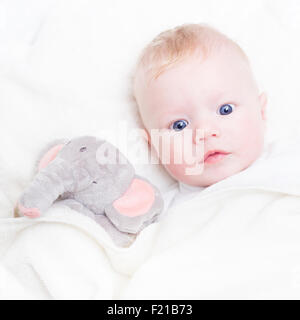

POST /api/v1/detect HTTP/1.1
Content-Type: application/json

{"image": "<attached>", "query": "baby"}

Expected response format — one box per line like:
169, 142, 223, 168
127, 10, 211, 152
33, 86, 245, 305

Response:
132, 23, 267, 191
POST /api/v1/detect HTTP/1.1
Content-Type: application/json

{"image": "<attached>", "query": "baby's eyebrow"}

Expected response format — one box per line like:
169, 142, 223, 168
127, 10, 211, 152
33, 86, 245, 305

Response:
207, 91, 227, 103
155, 104, 188, 117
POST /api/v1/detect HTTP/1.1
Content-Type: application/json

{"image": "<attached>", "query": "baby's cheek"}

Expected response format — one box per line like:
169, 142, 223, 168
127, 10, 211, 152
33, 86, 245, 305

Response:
164, 162, 187, 182
163, 142, 186, 180
236, 116, 265, 163
152, 132, 203, 181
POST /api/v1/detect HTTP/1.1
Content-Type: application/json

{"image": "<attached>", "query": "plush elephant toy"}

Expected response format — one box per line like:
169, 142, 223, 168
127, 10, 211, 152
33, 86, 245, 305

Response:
17, 136, 164, 247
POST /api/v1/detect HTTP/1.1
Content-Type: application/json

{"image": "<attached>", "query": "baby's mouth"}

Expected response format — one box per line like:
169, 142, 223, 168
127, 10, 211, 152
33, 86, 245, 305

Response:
204, 150, 230, 164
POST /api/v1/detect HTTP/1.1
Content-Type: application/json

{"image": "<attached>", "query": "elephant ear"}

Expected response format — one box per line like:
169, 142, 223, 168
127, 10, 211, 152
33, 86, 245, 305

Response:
104, 175, 164, 234
38, 144, 65, 171
36, 139, 69, 171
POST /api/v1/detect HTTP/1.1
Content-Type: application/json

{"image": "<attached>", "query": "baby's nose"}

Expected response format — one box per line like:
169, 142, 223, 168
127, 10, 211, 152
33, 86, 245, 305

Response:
193, 127, 220, 143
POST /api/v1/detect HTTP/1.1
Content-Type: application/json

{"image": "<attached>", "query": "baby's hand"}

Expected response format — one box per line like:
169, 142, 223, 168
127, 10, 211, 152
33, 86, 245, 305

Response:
17, 204, 41, 218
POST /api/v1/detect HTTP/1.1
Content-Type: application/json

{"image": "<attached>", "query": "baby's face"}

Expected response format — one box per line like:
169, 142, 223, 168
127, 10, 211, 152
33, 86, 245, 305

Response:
135, 49, 267, 187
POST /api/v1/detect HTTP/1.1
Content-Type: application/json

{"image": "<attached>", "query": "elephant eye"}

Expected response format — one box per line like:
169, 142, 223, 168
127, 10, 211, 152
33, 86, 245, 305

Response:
92, 181, 97, 184
80, 146, 87, 152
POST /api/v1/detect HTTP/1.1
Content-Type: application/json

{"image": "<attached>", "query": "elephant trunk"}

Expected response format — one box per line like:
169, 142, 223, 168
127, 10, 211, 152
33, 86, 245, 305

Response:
18, 158, 73, 216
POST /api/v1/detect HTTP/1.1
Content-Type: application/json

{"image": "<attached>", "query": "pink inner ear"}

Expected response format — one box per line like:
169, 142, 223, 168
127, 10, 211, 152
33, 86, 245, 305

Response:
113, 178, 155, 217
38, 144, 65, 171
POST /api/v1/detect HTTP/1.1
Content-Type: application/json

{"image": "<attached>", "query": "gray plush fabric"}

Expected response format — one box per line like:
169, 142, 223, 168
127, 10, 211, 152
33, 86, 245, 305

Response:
18, 136, 164, 247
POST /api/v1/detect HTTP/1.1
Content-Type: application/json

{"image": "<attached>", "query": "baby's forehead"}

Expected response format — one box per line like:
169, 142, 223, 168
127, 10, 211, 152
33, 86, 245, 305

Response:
134, 46, 258, 117
148, 52, 253, 92
143, 48, 249, 89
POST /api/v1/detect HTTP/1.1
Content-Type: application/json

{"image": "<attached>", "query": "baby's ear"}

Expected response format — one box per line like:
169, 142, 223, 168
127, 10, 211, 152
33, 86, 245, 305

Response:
259, 92, 267, 121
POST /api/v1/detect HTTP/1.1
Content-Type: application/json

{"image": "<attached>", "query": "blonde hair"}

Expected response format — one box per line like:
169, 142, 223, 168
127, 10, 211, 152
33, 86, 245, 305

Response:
132, 23, 248, 89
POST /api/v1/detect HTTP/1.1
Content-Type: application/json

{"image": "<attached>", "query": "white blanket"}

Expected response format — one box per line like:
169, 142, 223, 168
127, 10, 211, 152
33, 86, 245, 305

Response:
1, 137, 300, 299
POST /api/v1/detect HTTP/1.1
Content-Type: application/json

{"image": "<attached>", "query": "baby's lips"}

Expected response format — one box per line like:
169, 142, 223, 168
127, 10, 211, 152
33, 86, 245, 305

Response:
18, 204, 41, 218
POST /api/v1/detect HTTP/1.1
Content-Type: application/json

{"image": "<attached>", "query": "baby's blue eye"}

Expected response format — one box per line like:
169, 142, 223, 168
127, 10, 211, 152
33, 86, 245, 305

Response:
171, 119, 189, 131
218, 104, 235, 115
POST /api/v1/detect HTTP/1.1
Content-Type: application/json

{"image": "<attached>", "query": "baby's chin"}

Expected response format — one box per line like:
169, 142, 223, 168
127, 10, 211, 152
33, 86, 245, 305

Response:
164, 165, 227, 188
165, 159, 257, 188
177, 171, 234, 188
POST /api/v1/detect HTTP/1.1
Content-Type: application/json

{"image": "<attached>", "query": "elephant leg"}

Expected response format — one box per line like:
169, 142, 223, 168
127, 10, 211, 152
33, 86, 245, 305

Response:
94, 214, 137, 248
58, 199, 136, 247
